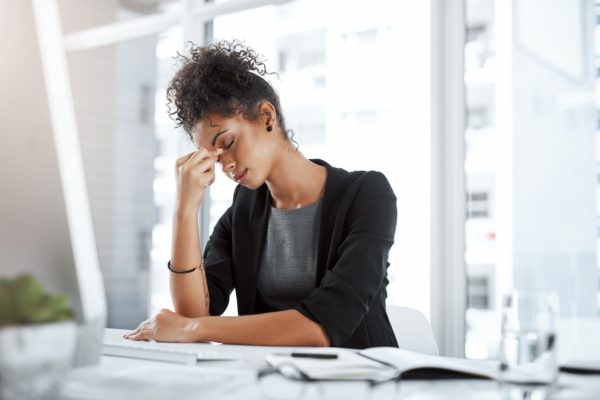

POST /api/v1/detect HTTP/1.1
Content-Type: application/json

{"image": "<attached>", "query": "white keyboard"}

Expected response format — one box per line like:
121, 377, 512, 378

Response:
102, 340, 244, 365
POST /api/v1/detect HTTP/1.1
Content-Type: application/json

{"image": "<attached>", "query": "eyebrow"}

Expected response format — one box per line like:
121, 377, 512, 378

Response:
211, 129, 229, 147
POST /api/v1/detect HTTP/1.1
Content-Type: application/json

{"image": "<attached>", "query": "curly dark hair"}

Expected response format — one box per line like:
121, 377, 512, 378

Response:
166, 40, 290, 143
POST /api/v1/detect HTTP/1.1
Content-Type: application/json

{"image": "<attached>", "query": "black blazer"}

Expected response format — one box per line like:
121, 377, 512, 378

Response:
203, 159, 399, 349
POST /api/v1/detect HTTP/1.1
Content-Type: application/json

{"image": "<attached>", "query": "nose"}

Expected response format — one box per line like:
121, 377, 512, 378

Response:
219, 155, 235, 174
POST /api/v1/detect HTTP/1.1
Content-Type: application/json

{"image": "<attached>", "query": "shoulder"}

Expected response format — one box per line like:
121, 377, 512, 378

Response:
344, 171, 397, 214
321, 163, 397, 236
314, 159, 395, 201
352, 170, 393, 192
356, 170, 396, 199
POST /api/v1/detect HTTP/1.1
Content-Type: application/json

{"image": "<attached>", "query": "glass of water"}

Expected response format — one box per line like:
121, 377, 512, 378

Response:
498, 291, 559, 400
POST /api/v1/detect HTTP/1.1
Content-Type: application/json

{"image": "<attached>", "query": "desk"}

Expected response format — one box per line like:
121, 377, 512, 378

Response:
58, 329, 600, 400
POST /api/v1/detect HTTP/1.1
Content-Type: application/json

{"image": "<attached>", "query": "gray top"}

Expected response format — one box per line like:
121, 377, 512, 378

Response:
257, 199, 322, 310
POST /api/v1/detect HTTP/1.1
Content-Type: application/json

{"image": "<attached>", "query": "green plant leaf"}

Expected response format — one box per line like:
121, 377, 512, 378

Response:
27, 293, 72, 324
13, 274, 46, 323
0, 274, 73, 326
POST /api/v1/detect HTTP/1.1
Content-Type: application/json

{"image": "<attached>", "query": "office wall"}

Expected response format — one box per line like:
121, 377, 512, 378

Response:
0, 0, 85, 314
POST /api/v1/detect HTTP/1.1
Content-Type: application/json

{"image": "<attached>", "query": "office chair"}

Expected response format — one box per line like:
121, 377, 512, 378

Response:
386, 305, 439, 356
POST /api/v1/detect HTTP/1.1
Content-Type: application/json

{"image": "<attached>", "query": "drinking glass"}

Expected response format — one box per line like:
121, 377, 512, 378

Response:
498, 291, 559, 400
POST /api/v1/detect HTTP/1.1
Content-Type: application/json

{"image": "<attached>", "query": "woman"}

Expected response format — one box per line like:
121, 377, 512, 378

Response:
125, 41, 398, 349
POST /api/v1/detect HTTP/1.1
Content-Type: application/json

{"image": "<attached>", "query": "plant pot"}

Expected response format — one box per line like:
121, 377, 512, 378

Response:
0, 321, 77, 400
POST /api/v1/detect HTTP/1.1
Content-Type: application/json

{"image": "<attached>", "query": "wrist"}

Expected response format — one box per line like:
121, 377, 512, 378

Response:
175, 194, 204, 213
174, 205, 199, 220
189, 317, 210, 342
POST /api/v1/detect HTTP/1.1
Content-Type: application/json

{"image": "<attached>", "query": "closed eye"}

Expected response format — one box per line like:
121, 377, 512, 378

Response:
225, 139, 234, 150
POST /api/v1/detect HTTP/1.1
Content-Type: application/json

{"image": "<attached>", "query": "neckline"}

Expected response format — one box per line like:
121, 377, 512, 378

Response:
267, 160, 329, 211
270, 197, 323, 212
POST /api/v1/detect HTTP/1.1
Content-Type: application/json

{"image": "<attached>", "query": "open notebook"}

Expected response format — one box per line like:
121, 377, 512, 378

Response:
265, 347, 499, 382
359, 347, 499, 380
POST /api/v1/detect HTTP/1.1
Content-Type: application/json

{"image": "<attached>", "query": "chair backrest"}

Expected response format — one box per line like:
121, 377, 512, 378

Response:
386, 305, 439, 356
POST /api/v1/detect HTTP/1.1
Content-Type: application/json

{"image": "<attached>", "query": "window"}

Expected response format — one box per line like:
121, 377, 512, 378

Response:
466, 264, 495, 310
59, 1, 168, 327
466, 191, 490, 219
464, 0, 600, 361
210, 0, 432, 317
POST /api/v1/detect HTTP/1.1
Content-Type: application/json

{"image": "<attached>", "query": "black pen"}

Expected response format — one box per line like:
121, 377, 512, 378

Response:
289, 352, 338, 359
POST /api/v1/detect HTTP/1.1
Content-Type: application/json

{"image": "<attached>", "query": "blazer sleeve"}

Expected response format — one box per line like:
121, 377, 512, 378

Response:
202, 187, 239, 316
295, 171, 397, 346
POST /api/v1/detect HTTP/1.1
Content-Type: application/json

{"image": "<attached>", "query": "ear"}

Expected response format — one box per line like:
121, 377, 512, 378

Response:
257, 101, 277, 128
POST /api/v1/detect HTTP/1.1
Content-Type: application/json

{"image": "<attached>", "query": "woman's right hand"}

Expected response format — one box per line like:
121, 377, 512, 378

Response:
174, 147, 223, 213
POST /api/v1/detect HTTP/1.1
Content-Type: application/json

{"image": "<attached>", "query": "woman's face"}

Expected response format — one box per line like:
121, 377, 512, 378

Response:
192, 112, 279, 190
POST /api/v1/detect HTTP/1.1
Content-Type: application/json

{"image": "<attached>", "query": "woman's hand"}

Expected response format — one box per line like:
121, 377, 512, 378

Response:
123, 309, 201, 343
175, 147, 223, 212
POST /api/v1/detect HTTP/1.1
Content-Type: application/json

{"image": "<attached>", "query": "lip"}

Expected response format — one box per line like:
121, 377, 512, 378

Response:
233, 169, 248, 183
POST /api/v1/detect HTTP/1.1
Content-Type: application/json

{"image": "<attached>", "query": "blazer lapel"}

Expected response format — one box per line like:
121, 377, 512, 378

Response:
237, 184, 270, 314
312, 159, 346, 285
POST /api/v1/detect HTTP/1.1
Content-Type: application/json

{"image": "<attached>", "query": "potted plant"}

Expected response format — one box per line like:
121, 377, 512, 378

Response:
0, 274, 77, 400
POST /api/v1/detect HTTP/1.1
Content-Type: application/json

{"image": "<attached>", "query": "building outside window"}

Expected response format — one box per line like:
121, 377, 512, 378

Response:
149, 0, 432, 318
464, 0, 600, 361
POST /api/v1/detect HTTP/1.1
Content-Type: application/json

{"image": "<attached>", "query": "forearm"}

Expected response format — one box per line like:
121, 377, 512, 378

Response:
169, 208, 210, 318
194, 310, 331, 347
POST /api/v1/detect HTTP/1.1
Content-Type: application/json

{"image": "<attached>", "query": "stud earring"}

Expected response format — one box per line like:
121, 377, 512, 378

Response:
266, 126, 273, 132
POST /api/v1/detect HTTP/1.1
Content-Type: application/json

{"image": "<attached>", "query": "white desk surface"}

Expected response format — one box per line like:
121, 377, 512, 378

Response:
58, 329, 600, 400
